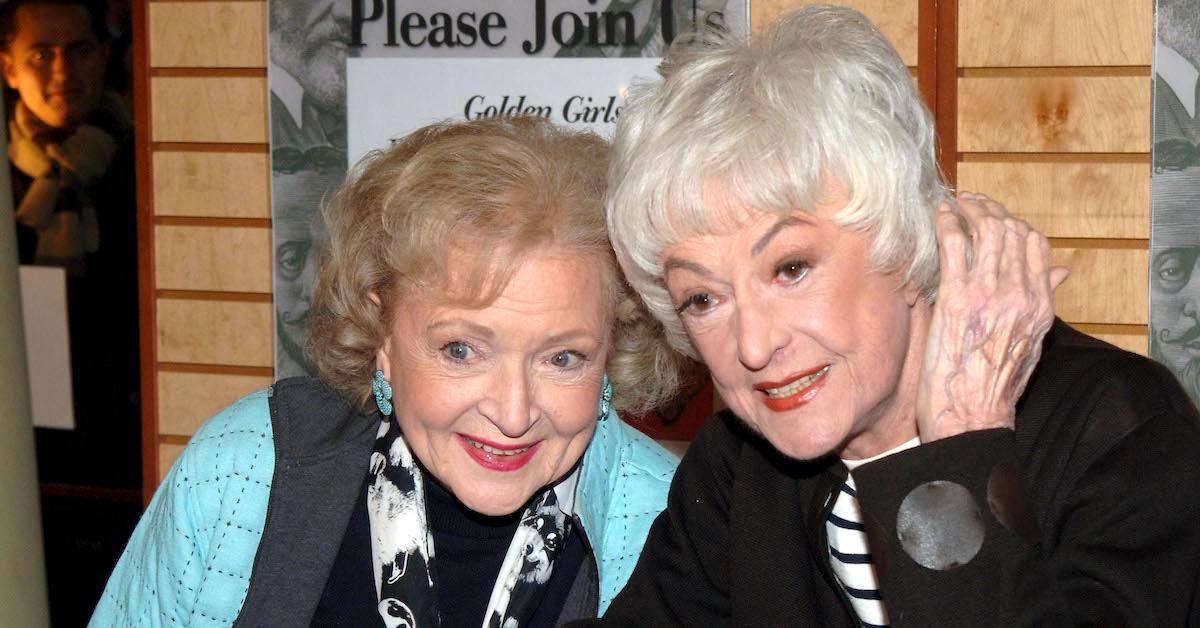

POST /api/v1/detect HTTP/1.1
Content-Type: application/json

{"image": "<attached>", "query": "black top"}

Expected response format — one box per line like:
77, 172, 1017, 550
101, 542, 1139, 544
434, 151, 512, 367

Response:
581, 321, 1200, 627
312, 469, 587, 627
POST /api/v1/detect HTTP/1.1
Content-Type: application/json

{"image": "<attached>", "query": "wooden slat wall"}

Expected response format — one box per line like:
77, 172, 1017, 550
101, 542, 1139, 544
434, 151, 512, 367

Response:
955, 0, 1152, 356
138, 0, 1152, 490
752, 1, 918, 64
144, 0, 271, 487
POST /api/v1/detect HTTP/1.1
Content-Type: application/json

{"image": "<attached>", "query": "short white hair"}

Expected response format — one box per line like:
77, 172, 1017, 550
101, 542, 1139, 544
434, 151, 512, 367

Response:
608, 4, 950, 359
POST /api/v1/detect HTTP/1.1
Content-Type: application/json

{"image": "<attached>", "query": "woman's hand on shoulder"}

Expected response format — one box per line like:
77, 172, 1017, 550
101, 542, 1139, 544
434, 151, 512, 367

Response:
916, 192, 1070, 442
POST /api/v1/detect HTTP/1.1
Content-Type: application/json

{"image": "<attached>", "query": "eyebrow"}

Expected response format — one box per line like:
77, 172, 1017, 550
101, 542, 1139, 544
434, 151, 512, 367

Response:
661, 257, 714, 279
542, 329, 603, 347
751, 216, 814, 257
427, 319, 495, 339
662, 214, 816, 279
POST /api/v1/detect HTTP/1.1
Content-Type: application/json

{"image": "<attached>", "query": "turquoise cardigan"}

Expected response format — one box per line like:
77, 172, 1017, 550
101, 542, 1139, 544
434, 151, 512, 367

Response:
91, 385, 678, 626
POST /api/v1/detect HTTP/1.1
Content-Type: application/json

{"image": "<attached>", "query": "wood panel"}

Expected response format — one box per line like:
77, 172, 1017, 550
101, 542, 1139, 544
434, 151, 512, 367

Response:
957, 161, 1149, 239
158, 443, 185, 482
155, 225, 272, 292
157, 371, 272, 436
749, 0, 918, 66
156, 298, 273, 367
1091, 332, 1148, 356
148, 2, 266, 68
150, 77, 268, 143
958, 0, 1151, 68
1050, 248, 1148, 325
152, 151, 270, 218
958, 76, 1149, 153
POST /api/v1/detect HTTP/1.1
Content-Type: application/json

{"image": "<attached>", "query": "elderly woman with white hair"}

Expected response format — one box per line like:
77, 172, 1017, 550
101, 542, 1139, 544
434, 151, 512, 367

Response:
587, 6, 1200, 626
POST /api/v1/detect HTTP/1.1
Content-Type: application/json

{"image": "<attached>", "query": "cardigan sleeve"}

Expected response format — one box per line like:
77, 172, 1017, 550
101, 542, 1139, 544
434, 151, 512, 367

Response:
852, 358, 1200, 627
89, 391, 275, 627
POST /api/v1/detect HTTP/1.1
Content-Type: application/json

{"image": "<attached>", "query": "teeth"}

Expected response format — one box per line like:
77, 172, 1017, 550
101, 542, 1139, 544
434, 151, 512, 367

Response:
466, 438, 531, 456
764, 366, 829, 399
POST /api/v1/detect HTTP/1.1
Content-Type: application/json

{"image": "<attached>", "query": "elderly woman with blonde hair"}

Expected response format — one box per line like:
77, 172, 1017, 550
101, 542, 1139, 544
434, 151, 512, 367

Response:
92, 116, 688, 626
586, 5, 1200, 626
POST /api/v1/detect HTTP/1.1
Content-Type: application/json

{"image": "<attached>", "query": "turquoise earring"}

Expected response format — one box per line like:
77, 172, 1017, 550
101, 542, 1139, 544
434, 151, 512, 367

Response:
372, 369, 393, 416
597, 373, 612, 420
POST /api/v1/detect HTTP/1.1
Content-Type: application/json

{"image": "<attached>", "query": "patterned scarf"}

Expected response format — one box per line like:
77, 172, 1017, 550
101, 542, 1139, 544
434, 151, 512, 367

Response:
367, 416, 577, 628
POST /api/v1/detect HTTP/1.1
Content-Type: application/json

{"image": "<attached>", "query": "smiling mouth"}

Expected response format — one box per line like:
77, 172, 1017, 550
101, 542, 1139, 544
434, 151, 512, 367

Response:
754, 365, 831, 411
762, 365, 830, 398
461, 436, 534, 456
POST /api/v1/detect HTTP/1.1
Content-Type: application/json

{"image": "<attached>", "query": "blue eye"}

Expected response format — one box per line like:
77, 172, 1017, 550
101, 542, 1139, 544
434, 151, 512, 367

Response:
442, 341, 473, 361
550, 350, 583, 369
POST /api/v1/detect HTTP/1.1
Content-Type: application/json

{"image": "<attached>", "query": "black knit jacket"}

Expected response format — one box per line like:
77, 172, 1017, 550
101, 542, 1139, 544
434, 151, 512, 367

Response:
583, 321, 1200, 627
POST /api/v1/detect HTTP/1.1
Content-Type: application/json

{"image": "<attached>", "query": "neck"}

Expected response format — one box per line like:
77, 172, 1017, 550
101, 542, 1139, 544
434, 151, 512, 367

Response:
839, 297, 931, 460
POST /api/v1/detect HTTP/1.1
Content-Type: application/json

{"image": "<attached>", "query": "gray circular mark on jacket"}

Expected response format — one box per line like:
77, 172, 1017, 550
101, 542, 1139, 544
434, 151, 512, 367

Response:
896, 481, 984, 570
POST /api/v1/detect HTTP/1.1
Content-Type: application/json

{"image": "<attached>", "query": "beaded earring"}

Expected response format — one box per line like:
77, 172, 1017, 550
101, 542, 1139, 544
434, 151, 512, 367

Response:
372, 369, 393, 416
597, 373, 612, 420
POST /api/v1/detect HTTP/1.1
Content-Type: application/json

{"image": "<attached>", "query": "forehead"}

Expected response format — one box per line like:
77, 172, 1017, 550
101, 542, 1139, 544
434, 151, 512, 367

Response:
673, 182, 842, 243
10, 4, 95, 47
411, 248, 612, 324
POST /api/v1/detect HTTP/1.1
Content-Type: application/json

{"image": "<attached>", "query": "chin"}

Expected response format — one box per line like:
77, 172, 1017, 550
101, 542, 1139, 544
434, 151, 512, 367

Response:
458, 489, 529, 517
770, 436, 839, 462
752, 419, 844, 462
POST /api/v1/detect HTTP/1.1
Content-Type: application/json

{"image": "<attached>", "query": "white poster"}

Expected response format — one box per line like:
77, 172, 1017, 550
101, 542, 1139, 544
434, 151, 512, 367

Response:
269, 0, 747, 379
347, 57, 658, 160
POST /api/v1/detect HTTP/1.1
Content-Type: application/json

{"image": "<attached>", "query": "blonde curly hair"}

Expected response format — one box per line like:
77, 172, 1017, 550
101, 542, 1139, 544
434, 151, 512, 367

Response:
308, 116, 694, 416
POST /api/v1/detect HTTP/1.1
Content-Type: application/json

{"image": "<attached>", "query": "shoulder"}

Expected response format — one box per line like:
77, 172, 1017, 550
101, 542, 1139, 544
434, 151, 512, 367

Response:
91, 390, 276, 626
176, 388, 275, 483
679, 410, 756, 480
607, 416, 681, 481
159, 388, 277, 538
1028, 321, 1197, 421
577, 414, 679, 611
1021, 322, 1200, 465
578, 414, 678, 516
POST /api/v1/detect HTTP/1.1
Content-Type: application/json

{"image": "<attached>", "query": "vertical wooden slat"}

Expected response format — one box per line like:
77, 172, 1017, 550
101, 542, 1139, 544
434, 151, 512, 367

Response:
134, 0, 157, 505
935, 0, 957, 184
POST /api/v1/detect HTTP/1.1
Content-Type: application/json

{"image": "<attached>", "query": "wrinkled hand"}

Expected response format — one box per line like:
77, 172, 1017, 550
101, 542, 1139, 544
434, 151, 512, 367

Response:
915, 192, 1070, 443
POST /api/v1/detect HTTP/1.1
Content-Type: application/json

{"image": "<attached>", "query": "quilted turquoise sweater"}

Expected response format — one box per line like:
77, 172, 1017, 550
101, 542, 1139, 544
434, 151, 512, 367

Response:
91, 380, 678, 626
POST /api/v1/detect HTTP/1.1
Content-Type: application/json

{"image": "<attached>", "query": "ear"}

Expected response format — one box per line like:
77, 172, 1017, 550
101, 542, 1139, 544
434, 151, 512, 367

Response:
2, 53, 18, 90
901, 279, 923, 308
370, 292, 391, 379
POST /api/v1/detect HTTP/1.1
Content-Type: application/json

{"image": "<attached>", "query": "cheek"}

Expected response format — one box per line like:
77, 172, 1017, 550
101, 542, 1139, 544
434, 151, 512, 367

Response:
390, 357, 479, 431
541, 385, 601, 437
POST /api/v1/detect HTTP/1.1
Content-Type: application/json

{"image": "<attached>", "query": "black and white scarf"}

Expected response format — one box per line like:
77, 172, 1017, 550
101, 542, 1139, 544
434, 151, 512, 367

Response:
367, 416, 577, 628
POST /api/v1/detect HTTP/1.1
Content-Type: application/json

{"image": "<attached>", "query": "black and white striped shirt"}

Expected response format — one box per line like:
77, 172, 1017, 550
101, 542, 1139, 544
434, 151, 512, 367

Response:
826, 437, 920, 627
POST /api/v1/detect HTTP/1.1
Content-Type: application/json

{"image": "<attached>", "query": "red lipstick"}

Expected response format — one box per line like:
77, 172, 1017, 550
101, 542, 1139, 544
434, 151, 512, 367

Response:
753, 364, 830, 412
457, 434, 541, 472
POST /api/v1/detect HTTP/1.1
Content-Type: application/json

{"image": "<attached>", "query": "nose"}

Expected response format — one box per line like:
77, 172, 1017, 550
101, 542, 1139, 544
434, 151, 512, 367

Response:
1184, 259, 1200, 320
50, 49, 69, 78
480, 362, 537, 438
298, 255, 317, 304
734, 291, 789, 371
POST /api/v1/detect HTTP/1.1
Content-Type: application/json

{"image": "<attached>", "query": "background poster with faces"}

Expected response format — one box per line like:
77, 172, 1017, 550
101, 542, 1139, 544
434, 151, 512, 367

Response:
1151, 0, 1200, 410
267, 0, 747, 435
